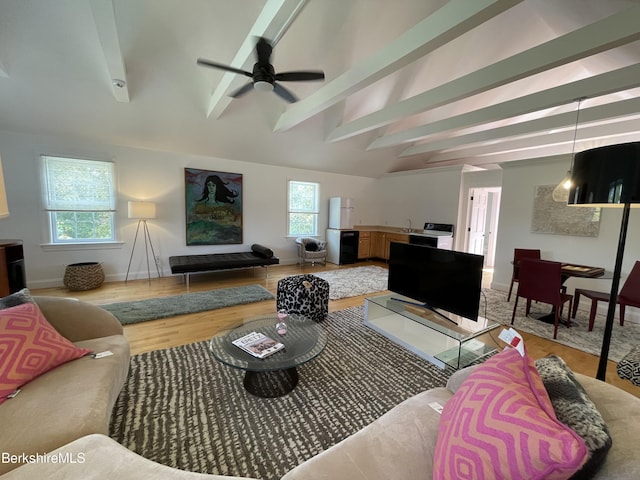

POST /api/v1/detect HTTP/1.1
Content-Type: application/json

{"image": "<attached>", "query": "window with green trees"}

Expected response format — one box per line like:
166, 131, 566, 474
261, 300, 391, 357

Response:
41, 156, 116, 243
287, 180, 319, 236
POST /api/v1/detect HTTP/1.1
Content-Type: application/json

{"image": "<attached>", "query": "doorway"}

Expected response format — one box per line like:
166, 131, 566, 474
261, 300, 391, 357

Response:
466, 187, 501, 268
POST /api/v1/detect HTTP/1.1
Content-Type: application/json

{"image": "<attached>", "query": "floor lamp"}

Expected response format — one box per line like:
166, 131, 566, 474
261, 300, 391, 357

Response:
125, 201, 161, 284
568, 142, 640, 381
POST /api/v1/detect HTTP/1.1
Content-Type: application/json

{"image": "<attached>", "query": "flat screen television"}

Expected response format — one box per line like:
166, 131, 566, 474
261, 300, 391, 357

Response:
387, 242, 484, 321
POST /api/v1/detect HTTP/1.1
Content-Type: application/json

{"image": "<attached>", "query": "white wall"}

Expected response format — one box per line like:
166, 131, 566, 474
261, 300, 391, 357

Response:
6, 125, 636, 313
493, 156, 640, 307
375, 166, 464, 235
0, 130, 378, 287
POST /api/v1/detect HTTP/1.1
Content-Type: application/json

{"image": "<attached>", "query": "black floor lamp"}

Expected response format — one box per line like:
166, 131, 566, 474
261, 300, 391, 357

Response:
567, 142, 640, 381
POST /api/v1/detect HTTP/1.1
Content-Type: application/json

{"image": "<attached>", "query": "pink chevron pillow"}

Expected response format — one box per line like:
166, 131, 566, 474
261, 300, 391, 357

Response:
433, 348, 588, 480
0, 302, 92, 404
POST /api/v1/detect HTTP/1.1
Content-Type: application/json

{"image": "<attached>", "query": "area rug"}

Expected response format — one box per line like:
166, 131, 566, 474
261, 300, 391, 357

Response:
102, 285, 274, 325
314, 266, 388, 299
483, 288, 640, 362
109, 306, 453, 479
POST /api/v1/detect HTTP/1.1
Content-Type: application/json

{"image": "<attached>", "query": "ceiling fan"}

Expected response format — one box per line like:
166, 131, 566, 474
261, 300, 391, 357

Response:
197, 37, 325, 103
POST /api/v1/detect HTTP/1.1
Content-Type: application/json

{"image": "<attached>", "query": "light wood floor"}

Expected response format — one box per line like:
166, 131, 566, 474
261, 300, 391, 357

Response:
31, 260, 640, 398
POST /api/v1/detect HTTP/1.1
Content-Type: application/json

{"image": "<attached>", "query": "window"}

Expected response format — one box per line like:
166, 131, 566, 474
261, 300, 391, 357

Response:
41, 156, 117, 243
287, 180, 319, 236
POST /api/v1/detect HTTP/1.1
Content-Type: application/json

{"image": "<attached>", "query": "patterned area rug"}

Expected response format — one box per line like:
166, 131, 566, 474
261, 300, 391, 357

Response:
314, 266, 388, 299
102, 285, 274, 325
109, 306, 453, 479
484, 288, 640, 362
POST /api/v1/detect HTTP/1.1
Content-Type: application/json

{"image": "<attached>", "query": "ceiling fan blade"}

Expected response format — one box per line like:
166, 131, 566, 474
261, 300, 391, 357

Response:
255, 37, 272, 65
197, 59, 253, 78
273, 83, 298, 103
275, 71, 325, 82
229, 82, 255, 98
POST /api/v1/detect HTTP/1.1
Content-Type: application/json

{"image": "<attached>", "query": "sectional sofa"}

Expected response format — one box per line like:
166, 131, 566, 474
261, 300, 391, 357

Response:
2, 298, 639, 479
0, 296, 130, 476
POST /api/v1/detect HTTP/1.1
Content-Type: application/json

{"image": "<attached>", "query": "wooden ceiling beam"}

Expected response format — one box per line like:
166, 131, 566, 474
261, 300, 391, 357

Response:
424, 116, 640, 163
400, 97, 640, 157
352, 4, 640, 148
273, 0, 523, 132
365, 63, 640, 155
89, 0, 129, 102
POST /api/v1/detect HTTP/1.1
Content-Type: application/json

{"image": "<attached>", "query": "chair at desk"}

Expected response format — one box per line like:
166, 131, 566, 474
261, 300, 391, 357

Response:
572, 260, 640, 331
507, 248, 541, 301
511, 258, 573, 339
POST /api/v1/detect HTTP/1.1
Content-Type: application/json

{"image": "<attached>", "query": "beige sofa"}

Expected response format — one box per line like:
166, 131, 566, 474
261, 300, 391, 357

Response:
4, 358, 640, 479
281, 369, 640, 479
2, 296, 639, 479
0, 296, 130, 475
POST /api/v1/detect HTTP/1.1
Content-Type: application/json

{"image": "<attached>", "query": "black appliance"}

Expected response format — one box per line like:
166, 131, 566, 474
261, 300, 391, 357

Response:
387, 241, 484, 321
327, 229, 359, 264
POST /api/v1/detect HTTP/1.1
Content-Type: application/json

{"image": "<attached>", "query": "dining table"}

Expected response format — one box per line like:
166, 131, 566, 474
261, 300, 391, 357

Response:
559, 263, 606, 282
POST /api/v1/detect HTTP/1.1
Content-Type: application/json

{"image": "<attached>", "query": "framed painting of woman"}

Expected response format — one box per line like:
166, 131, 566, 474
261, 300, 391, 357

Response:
184, 168, 243, 245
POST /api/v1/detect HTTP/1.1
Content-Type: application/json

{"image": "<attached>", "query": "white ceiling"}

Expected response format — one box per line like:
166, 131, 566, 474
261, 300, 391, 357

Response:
0, 0, 639, 178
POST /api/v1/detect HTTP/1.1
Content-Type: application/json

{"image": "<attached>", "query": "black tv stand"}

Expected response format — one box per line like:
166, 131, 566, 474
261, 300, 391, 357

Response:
390, 297, 458, 326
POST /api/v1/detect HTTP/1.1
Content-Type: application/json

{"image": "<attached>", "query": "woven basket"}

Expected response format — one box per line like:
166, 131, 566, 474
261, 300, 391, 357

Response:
63, 262, 105, 291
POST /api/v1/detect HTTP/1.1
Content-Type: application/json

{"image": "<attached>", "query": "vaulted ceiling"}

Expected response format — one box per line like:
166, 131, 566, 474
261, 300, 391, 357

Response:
0, 0, 639, 178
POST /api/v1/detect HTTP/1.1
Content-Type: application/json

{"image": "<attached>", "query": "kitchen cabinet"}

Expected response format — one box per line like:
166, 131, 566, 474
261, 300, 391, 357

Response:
355, 229, 410, 260
358, 231, 371, 259
384, 233, 409, 260
370, 232, 386, 259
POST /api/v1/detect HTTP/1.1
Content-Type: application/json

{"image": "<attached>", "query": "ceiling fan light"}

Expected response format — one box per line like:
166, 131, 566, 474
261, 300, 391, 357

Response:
254, 81, 273, 92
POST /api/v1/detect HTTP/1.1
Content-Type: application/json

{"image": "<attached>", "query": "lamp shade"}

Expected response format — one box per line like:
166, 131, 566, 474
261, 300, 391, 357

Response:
0, 156, 9, 218
128, 201, 156, 219
568, 142, 640, 207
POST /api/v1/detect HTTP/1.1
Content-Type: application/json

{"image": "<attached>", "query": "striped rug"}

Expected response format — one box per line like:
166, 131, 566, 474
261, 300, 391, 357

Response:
109, 306, 454, 479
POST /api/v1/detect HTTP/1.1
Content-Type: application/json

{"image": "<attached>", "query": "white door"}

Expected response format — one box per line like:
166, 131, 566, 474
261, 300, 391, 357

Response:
484, 190, 501, 267
468, 189, 488, 256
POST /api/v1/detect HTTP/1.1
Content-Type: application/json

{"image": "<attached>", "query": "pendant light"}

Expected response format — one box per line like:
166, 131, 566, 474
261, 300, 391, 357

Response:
552, 97, 584, 203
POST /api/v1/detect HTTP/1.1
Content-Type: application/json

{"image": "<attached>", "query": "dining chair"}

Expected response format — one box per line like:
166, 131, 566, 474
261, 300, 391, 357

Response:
572, 260, 640, 331
511, 258, 573, 339
507, 248, 541, 301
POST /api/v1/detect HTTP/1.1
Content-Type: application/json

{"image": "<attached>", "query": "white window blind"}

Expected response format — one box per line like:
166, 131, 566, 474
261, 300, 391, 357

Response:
42, 156, 116, 212
41, 156, 117, 243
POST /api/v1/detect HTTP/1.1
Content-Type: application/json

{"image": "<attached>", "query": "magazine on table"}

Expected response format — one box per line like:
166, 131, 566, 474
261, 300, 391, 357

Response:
232, 331, 284, 359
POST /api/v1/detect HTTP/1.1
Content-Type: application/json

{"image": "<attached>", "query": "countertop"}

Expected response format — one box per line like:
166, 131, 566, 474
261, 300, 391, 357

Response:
353, 225, 429, 235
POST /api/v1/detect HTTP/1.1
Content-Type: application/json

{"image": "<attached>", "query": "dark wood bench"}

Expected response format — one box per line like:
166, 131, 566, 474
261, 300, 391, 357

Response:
169, 244, 279, 287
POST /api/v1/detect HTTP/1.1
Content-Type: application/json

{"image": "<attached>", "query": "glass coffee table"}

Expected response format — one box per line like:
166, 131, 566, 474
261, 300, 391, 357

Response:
209, 313, 327, 398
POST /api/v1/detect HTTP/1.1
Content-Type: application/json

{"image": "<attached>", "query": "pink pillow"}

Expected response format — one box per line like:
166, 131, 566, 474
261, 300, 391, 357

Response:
433, 348, 588, 480
0, 302, 92, 404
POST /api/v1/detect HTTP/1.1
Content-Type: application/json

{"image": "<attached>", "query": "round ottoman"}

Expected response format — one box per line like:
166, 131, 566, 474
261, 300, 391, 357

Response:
276, 274, 329, 322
